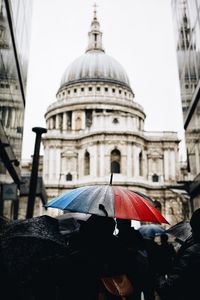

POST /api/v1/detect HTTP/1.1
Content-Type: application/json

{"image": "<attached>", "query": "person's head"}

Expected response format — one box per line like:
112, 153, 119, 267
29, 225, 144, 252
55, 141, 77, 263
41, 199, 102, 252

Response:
160, 233, 168, 244
190, 208, 200, 240
80, 214, 116, 238
116, 219, 131, 234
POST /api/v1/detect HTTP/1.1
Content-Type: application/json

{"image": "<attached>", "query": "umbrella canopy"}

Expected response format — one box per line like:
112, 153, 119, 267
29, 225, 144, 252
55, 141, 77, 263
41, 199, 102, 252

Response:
138, 224, 166, 238
45, 185, 168, 224
0, 216, 71, 299
0, 216, 69, 285
166, 220, 192, 243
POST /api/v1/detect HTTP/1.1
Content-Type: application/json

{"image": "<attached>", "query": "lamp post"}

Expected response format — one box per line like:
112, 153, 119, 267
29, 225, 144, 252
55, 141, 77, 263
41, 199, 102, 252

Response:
26, 127, 47, 219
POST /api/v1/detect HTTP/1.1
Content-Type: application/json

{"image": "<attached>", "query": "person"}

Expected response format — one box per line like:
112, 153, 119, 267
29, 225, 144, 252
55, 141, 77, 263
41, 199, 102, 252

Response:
116, 219, 150, 300
157, 234, 176, 279
66, 215, 134, 300
142, 235, 160, 300
155, 208, 200, 300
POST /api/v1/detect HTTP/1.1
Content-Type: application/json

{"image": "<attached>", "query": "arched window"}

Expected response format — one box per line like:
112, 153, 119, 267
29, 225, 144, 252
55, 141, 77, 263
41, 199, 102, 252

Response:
66, 173, 72, 181
67, 111, 72, 129
154, 200, 161, 211
84, 151, 90, 175
85, 109, 92, 127
139, 151, 143, 176
110, 149, 121, 173
152, 173, 159, 182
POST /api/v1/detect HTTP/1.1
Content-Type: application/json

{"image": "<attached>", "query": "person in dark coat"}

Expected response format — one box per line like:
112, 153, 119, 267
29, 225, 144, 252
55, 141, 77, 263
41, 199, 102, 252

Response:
116, 219, 150, 300
157, 234, 176, 278
155, 208, 200, 300
65, 215, 134, 300
142, 235, 160, 300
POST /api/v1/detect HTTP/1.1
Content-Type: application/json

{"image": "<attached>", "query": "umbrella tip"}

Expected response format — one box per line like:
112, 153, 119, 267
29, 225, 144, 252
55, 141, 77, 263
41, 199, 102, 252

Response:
110, 173, 113, 185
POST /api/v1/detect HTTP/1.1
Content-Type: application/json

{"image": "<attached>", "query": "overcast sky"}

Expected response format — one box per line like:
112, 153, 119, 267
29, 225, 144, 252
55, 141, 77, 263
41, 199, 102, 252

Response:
22, 0, 186, 161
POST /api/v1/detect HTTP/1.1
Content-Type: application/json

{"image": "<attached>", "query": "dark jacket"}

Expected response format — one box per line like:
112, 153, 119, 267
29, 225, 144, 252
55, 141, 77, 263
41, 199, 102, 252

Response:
155, 236, 200, 300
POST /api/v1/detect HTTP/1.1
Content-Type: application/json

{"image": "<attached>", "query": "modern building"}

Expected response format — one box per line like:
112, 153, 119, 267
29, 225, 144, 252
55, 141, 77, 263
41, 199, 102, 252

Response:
0, 0, 33, 219
172, 0, 200, 212
43, 8, 187, 224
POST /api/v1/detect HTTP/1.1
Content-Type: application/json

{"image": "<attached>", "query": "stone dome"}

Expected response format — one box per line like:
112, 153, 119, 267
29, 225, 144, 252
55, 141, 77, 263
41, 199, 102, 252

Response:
60, 50, 130, 88
59, 7, 131, 90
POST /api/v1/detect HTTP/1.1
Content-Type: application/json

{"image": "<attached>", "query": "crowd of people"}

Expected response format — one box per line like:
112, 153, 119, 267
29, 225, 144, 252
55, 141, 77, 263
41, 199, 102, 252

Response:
65, 208, 200, 300
1, 208, 200, 300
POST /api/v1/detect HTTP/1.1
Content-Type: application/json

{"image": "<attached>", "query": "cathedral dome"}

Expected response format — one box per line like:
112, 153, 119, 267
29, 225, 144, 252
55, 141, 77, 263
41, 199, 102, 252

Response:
60, 50, 130, 88
59, 7, 131, 90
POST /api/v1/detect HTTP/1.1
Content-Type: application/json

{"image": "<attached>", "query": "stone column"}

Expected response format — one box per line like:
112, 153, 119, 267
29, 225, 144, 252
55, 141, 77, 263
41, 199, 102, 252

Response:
132, 144, 135, 177
79, 150, 84, 177
96, 142, 100, 178
43, 147, 49, 181
127, 143, 132, 177
55, 114, 59, 129
99, 143, 105, 177
105, 149, 110, 176
55, 147, 61, 181
195, 143, 200, 174
147, 156, 151, 181
121, 153, 126, 176
63, 112, 67, 130
159, 157, 164, 182
170, 150, 176, 179
91, 144, 97, 177
134, 146, 139, 177
82, 111, 86, 130
143, 150, 147, 179
49, 147, 54, 181
72, 155, 78, 180
164, 149, 169, 181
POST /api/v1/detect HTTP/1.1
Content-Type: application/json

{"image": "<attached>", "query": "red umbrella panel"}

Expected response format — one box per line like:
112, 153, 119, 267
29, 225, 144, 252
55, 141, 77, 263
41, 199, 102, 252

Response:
45, 185, 169, 224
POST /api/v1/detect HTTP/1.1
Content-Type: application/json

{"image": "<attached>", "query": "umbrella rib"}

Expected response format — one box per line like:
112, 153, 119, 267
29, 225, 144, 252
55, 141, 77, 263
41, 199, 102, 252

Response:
86, 186, 108, 215
65, 185, 114, 217
86, 185, 114, 217
67, 185, 103, 213
126, 189, 167, 223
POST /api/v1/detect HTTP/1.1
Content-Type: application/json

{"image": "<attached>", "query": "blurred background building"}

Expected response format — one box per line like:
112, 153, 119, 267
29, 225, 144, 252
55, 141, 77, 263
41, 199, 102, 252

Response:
0, 0, 46, 220
172, 0, 200, 212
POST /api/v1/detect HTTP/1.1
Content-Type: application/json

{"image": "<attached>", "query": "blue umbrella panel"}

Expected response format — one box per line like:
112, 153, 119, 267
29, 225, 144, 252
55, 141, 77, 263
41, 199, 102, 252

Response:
138, 224, 165, 238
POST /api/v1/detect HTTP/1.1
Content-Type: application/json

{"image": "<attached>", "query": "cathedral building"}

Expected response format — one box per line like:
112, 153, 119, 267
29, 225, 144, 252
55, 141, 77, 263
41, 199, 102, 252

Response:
43, 9, 185, 224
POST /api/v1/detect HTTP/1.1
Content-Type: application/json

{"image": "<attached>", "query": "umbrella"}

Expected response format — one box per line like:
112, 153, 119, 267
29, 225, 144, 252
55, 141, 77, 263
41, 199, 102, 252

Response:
45, 185, 168, 224
133, 191, 155, 205
138, 224, 166, 238
0, 215, 69, 285
166, 220, 192, 243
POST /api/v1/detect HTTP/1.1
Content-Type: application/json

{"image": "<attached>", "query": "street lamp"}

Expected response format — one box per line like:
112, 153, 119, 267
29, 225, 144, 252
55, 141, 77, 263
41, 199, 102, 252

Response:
26, 127, 47, 219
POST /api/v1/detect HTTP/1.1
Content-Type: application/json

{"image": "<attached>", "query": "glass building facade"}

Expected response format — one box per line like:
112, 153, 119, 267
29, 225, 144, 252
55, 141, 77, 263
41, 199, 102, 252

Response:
0, 0, 33, 218
172, 0, 200, 210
